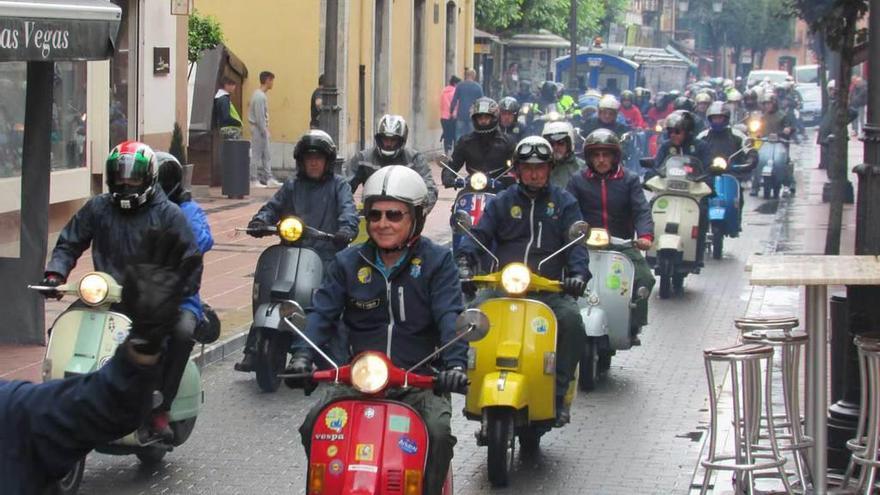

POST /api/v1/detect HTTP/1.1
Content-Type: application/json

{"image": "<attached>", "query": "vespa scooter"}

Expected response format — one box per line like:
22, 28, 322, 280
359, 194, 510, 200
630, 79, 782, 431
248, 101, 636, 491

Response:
642, 155, 728, 298
707, 145, 756, 259
30, 272, 210, 494
577, 228, 649, 391
455, 213, 590, 486
756, 134, 793, 199
240, 216, 334, 392
281, 301, 489, 495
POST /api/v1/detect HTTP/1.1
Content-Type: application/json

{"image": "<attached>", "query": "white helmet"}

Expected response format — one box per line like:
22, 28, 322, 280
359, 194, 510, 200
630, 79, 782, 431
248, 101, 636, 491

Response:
598, 94, 620, 111
362, 165, 429, 245
827, 79, 836, 90
542, 120, 576, 158
726, 89, 743, 102
375, 114, 408, 158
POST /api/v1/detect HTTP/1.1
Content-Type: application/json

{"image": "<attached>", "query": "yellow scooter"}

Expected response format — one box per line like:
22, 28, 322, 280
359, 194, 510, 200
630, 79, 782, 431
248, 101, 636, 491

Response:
454, 212, 589, 487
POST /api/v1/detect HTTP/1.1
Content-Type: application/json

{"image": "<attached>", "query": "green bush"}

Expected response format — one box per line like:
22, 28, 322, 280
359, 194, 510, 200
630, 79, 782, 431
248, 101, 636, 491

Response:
169, 122, 187, 165
188, 10, 224, 64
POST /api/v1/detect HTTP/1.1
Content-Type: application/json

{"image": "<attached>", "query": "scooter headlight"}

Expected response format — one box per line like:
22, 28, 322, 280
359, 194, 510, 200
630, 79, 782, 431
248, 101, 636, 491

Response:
278, 217, 304, 242
500, 263, 532, 296
350, 352, 390, 394
748, 119, 762, 134
78, 273, 109, 306
711, 157, 728, 171
469, 172, 488, 191
654, 123, 663, 133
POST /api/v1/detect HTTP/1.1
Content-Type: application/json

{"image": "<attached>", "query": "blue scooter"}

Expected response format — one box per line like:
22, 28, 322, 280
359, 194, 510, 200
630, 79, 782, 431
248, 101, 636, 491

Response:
708, 148, 756, 259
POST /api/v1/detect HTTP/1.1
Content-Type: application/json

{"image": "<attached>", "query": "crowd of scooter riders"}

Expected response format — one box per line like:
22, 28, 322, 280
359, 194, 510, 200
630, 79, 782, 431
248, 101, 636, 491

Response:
3, 69, 817, 494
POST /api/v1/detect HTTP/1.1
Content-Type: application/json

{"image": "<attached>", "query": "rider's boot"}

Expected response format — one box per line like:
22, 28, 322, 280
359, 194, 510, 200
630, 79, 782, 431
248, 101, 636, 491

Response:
554, 395, 571, 427
234, 351, 255, 372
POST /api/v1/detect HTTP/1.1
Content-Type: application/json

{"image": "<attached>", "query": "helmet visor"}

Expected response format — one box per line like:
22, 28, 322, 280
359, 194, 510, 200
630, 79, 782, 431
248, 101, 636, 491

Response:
108, 153, 151, 195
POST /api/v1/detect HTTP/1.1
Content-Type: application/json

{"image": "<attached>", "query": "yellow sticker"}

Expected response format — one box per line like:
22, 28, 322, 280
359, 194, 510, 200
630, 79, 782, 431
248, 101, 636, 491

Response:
327, 445, 339, 457
325, 406, 348, 432
357, 266, 372, 284
510, 205, 522, 219
355, 443, 374, 462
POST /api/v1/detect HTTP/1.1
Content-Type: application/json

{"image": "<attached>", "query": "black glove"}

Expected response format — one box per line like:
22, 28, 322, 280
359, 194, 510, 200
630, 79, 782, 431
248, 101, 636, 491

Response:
436, 367, 468, 395
247, 218, 270, 238
121, 229, 202, 355
441, 169, 457, 188
563, 275, 587, 298
333, 230, 353, 249
284, 352, 317, 395
40, 272, 65, 300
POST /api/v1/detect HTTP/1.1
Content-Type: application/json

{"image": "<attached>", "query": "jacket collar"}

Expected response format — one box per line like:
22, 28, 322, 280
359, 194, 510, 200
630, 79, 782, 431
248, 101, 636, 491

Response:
583, 163, 624, 180
358, 239, 422, 279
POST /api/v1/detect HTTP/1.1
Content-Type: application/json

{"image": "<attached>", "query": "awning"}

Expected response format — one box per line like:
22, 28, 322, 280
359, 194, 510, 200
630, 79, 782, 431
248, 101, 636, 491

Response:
0, 0, 121, 62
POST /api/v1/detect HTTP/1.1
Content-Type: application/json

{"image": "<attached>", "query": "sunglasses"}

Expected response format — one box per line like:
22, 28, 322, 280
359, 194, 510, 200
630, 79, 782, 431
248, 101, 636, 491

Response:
366, 209, 409, 223
516, 142, 552, 162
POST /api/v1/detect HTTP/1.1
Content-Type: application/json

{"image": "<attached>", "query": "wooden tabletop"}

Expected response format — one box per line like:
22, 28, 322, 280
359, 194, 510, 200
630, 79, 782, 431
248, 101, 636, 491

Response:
749, 255, 880, 286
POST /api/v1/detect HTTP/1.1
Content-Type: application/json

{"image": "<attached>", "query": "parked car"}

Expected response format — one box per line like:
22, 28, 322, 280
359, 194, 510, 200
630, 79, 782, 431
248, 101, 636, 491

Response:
794, 64, 819, 85
796, 83, 821, 127
746, 69, 789, 88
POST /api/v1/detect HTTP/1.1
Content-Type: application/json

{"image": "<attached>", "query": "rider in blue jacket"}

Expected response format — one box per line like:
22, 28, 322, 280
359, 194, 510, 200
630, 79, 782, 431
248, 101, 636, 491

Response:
0, 230, 199, 493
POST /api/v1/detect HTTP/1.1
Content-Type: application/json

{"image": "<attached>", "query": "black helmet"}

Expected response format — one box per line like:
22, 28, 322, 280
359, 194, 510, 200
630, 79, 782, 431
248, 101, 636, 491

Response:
583, 128, 622, 170
654, 91, 668, 108
665, 110, 696, 136
106, 141, 157, 210
156, 152, 186, 204
470, 97, 500, 133
674, 96, 695, 112
706, 102, 731, 131
499, 96, 521, 114
374, 114, 408, 159
294, 129, 337, 179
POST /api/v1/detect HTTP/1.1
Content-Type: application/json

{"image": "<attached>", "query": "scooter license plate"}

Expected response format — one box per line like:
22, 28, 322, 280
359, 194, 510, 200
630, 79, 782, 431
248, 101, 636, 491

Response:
709, 207, 726, 219
762, 168, 772, 177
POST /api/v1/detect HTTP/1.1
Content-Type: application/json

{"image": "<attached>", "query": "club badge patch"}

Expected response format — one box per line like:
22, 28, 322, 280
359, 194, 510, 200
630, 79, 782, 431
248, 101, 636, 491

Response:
410, 257, 422, 278
510, 205, 522, 219
357, 266, 372, 284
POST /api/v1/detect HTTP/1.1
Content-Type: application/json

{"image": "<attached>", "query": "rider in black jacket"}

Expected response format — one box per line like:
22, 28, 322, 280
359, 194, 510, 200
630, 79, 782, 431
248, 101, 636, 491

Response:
443, 97, 516, 189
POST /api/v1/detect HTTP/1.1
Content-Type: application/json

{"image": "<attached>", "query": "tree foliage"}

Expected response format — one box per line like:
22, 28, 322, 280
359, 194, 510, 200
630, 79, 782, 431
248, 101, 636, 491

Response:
476, 0, 627, 39
188, 10, 224, 64
683, 0, 794, 59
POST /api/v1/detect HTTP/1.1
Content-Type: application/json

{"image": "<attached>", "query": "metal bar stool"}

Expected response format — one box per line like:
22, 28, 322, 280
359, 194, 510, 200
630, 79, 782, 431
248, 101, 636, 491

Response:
701, 343, 792, 495
741, 327, 813, 492
842, 332, 880, 494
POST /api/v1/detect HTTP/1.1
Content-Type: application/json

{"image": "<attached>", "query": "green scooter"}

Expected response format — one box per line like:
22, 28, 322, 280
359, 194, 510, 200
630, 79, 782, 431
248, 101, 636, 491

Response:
31, 272, 205, 494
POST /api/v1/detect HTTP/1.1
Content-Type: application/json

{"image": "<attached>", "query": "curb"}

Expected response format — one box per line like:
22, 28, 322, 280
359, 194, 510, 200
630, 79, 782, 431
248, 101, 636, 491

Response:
192, 325, 249, 370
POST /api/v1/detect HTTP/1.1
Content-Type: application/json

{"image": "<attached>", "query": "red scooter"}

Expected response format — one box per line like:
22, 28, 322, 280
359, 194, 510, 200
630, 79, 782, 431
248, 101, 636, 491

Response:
282, 303, 489, 495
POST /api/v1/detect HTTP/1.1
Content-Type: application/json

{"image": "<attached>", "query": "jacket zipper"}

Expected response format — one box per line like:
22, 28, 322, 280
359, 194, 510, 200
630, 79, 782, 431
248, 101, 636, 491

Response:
601, 178, 609, 231
359, 253, 396, 358
523, 198, 536, 264
397, 286, 406, 322
536, 221, 543, 249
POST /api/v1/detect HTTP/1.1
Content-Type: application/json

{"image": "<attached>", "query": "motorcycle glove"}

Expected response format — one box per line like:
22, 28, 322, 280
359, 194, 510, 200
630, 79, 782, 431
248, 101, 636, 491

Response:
284, 353, 318, 395
122, 229, 202, 355
563, 275, 587, 298
247, 218, 270, 238
333, 230, 353, 249
40, 272, 66, 300
436, 367, 468, 395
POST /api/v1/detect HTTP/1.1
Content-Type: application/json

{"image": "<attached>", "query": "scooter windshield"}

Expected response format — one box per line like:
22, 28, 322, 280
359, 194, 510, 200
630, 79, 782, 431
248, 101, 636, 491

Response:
660, 155, 703, 181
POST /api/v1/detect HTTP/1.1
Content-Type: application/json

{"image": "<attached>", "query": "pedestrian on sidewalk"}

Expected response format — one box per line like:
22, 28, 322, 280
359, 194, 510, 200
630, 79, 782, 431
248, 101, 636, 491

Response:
440, 75, 460, 154
213, 77, 243, 140
249, 70, 282, 188
310, 74, 324, 129
450, 68, 483, 143
817, 80, 858, 172
850, 75, 867, 137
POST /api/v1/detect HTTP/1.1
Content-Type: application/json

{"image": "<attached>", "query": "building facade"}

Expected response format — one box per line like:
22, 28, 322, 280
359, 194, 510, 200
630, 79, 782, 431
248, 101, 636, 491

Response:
195, 0, 475, 166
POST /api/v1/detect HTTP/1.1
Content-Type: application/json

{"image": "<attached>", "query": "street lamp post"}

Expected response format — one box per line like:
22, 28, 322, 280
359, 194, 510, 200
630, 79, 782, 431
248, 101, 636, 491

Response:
319, 0, 342, 159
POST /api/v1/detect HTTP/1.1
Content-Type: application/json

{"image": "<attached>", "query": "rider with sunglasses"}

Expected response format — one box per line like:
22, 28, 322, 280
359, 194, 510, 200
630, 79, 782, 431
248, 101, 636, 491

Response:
235, 130, 358, 372
457, 136, 590, 426
289, 165, 468, 495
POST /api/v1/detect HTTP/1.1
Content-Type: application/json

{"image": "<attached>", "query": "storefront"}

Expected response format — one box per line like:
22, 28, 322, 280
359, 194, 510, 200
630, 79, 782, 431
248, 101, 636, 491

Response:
0, 0, 121, 344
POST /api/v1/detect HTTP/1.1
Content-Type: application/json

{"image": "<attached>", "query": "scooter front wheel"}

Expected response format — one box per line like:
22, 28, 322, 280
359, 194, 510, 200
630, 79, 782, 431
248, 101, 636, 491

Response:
136, 446, 167, 466
659, 274, 672, 299
711, 225, 724, 260
54, 457, 85, 495
486, 407, 515, 487
255, 330, 292, 393
578, 338, 598, 391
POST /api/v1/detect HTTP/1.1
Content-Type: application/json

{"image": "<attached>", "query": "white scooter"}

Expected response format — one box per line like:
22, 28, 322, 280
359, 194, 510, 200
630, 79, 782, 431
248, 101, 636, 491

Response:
578, 228, 649, 390
641, 155, 728, 298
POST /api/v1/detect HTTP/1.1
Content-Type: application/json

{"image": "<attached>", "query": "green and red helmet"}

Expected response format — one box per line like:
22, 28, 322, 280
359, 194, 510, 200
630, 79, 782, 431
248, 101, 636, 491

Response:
106, 141, 158, 210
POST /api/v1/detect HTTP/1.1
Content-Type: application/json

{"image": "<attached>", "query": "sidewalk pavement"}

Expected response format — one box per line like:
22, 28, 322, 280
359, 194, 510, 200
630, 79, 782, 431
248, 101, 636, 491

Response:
688, 132, 862, 493
0, 163, 456, 383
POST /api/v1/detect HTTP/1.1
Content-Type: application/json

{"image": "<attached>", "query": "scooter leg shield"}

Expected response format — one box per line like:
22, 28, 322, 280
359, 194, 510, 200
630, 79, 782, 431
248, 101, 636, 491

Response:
476, 372, 530, 415
168, 360, 202, 421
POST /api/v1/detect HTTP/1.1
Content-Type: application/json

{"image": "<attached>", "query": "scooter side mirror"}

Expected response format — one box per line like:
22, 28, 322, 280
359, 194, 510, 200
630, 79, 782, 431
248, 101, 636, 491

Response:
453, 211, 472, 233
454, 309, 490, 342
567, 221, 591, 243
639, 157, 655, 169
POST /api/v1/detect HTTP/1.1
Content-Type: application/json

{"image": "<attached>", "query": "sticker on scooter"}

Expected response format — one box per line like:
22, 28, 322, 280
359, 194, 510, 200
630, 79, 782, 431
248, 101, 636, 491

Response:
656, 198, 669, 209
325, 407, 348, 432
388, 415, 411, 433
531, 316, 549, 334
606, 275, 621, 290
398, 436, 419, 455
364, 407, 376, 419
355, 444, 374, 462
328, 459, 344, 476
348, 464, 378, 473
327, 445, 339, 457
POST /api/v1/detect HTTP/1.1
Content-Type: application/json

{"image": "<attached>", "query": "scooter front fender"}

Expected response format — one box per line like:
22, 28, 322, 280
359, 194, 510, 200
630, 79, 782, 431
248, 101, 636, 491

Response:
657, 234, 683, 252
252, 302, 290, 332
581, 306, 608, 338
477, 371, 529, 412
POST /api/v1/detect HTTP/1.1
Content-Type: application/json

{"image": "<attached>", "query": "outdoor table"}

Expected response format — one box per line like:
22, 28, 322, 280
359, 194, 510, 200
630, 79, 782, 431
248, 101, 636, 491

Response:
748, 255, 880, 494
